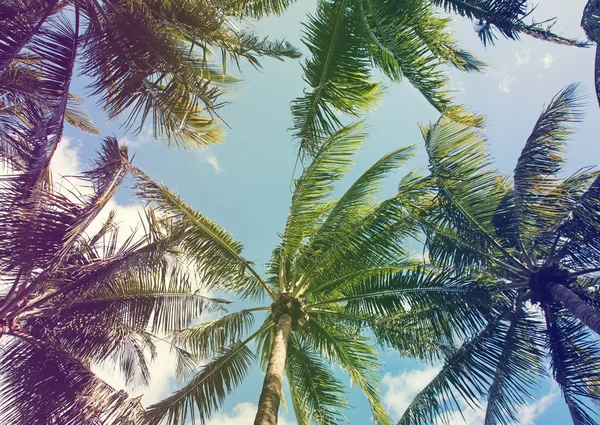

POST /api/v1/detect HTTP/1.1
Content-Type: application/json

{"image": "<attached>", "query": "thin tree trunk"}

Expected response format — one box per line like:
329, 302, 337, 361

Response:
548, 282, 600, 335
253, 314, 292, 425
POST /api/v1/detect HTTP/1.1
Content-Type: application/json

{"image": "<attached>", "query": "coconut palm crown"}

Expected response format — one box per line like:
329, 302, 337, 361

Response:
397, 84, 600, 425
135, 122, 493, 425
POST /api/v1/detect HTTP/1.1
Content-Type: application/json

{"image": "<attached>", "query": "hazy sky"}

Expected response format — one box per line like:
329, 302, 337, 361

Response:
58, 0, 600, 423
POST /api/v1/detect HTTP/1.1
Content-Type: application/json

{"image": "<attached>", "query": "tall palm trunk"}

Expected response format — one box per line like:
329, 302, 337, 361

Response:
548, 282, 600, 335
253, 314, 292, 425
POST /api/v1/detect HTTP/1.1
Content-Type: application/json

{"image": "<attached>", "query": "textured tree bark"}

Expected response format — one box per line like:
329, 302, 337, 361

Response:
548, 282, 600, 335
253, 314, 292, 425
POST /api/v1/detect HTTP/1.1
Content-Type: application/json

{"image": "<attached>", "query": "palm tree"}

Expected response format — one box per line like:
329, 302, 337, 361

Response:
0, 0, 299, 151
0, 137, 224, 425
397, 84, 600, 425
134, 123, 491, 425
288, 0, 586, 158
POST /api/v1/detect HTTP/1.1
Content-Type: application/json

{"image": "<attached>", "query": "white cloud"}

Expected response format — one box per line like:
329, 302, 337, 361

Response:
205, 402, 295, 425
382, 366, 441, 419
384, 365, 560, 425
198, 149, 223, 175
498, 73, 515, 93
119, 137, 142, 148
517, 385, 560, 425
383, 365, 487, 425
515, 49, 532, 66
539, 53, 555, 69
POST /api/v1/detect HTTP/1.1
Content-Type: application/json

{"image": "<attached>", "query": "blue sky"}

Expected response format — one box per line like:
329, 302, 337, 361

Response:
56, 0, 600, 423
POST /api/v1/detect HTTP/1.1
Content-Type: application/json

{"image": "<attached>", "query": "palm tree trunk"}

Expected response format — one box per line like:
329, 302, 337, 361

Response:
253, 314, 292, 425
548, 282, 600, 335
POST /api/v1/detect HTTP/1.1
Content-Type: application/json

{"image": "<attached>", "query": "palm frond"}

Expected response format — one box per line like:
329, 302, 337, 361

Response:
582, 0, 600, 106
0, 336, 145, 425
0, 0, 58, 71
280, 122, 366, 276
291, 0, 381, 157
212, 31, 301, 70
399, 306, 545, 425
513, 83, 585, 252
297, 146, 415, 284
423, 117, 520, 269
432, 0, 528, 45
320, 267, 494, 340
64, 94, 101, 134
297, 173, 431, 288
286, 334, 350, 425
226, 0, 297, 18
134, 168, 273, 300
301, 319, 390, 425
171, 309, 256, 358
431, 0, 587, 48
483, 304, 547, 425
365, 0, 483, 126
557, 172, 600, 268
545, 305, 600, 425
146, 323, 273, 425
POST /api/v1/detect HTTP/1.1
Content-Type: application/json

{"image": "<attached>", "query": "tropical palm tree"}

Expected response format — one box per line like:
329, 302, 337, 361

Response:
397, 84, 600, 425
0, 0, 299, 152
134, 123, 492, 425
289, 0, 586, 158
0, 137, 224, 425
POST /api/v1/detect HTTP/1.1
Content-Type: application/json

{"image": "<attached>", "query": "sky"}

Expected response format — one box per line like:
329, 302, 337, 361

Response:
55, 0, 600, 424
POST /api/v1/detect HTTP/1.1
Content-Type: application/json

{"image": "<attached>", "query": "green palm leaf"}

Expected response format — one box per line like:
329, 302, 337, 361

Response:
296, 146, 415, 278
513, 83, 585, 252
172, 310, 256, 358
280, 122, 366, 275
365, 0, 484, 127
301, 319, 390, 425
147, 323, 273, 425
134, 168, 273, 300
423, 117, 520, 270
286, 334, 350, 425
545, 305, 600, 425
291, 0, 382, 157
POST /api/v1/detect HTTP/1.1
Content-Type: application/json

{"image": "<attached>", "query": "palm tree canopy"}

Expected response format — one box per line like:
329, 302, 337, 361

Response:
0, 0, 300, 151
0, 138, 225, 425
397, 84, 600, 425
134, 122, 495, 425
